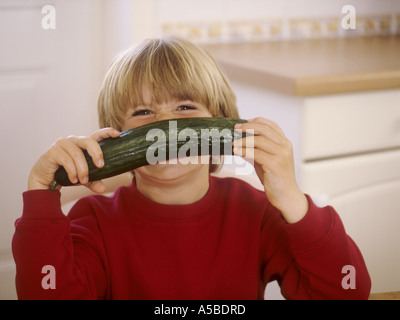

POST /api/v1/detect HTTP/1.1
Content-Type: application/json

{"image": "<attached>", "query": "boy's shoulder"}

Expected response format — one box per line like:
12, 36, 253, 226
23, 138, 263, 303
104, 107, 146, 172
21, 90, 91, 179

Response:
66, 182, 132, 219
210, 176, 278, 226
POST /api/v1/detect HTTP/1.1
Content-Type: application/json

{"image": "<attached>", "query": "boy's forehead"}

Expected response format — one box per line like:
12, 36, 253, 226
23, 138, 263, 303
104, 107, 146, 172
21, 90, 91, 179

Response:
138, 86, 181, 107
139, 87, 153, 105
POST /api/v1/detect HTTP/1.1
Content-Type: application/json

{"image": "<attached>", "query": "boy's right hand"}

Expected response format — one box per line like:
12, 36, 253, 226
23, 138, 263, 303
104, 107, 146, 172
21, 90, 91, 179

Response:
28, 128, 120, 193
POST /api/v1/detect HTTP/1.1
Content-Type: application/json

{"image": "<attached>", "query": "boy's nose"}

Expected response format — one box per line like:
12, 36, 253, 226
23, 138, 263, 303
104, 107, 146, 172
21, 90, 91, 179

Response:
155, 112, 176, 122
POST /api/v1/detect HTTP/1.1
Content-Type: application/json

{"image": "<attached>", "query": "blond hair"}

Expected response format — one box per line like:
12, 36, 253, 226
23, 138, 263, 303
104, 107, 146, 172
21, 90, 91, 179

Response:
97, 37, 239, 172
98, 37, 238, 130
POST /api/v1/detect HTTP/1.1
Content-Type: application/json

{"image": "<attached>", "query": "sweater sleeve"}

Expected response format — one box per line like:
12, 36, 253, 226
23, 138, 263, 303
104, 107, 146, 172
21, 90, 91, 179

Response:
260, 195, 371, 300
12, 190, 108, 300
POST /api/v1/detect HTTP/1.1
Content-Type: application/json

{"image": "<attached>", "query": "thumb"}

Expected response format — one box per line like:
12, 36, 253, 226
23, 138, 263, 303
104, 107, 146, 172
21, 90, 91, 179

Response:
85, 180, 106, 194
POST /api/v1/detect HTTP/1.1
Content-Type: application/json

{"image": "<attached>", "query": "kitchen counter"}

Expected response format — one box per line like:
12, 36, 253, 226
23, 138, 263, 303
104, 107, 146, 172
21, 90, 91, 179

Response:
203, 36, 400, 96
369, 291, 400, 300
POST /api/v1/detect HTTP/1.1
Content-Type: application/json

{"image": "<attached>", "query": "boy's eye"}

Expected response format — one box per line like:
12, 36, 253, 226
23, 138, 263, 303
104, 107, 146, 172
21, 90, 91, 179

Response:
132, 109, 152, 116
177, 105, 196, 111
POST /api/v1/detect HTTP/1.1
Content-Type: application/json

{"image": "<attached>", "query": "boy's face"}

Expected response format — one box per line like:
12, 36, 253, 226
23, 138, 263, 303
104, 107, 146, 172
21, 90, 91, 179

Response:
121, 89, 212, 183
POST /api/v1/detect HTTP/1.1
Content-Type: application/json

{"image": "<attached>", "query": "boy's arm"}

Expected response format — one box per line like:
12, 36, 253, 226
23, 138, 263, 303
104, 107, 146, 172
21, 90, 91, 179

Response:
12, 190, 108, 299
13, 127, 120, 299
261, 195, 371, 300
235, 117, 371, 298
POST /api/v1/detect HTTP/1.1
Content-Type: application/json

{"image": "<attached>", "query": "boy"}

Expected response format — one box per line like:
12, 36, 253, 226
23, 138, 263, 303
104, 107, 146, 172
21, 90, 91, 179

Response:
13, 37, 371, 299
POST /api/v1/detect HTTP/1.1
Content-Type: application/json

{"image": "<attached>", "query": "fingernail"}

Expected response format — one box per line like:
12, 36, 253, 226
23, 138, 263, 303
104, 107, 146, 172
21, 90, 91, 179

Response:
82, 176, 88, 184
98, 159, 104, 167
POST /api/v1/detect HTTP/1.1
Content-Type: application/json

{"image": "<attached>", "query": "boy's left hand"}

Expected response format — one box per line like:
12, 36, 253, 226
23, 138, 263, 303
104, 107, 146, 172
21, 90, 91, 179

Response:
233, 117, 308, 223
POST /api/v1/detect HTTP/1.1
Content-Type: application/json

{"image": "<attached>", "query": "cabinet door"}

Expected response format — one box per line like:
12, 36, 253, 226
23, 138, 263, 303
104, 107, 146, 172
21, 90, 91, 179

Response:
330, 179, 400, 293
301, 149, 400, 293
0, 0, 102, 299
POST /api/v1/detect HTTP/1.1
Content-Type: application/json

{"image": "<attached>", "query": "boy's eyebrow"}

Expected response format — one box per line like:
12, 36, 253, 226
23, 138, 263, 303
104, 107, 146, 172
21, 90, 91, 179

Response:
124, 105, 151, 116
131, 103, 154, 109
130, 99, 202, 111
133, 104, 152, 108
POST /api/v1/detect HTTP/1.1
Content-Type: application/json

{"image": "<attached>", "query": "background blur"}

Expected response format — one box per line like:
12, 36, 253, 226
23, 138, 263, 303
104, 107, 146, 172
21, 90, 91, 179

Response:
1, 0, 399, 299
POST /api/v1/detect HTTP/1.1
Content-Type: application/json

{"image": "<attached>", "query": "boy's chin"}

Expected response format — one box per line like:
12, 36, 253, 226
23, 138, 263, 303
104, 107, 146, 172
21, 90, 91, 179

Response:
154, 155, 210, 166
136, 159, 209, 181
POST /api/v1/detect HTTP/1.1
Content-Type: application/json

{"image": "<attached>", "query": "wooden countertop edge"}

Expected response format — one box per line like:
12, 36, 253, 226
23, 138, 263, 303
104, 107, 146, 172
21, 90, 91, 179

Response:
296, 70, 400, 96
369, 291, 400, 300
218, 59, 400, 96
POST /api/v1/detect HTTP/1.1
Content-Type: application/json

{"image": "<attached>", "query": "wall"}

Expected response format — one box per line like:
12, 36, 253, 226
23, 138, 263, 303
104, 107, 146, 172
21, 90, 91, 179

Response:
0, 0, 118, 299
156, 0, 400, 21
156, 0, 400, 43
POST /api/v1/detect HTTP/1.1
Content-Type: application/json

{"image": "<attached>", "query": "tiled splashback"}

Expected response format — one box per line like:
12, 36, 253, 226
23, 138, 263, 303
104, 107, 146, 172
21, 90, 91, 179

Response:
162, 13, 400, 43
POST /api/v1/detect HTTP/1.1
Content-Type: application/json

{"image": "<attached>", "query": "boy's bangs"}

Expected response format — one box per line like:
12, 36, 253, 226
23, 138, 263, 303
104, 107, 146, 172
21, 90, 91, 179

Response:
126, 39, 212, 110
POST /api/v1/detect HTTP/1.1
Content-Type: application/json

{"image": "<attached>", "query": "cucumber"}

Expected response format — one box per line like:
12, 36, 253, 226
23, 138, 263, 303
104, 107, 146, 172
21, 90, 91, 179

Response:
50, 117, 248, 190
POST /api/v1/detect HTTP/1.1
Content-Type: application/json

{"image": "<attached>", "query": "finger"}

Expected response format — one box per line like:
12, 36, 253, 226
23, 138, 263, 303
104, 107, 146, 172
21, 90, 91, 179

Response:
235, 121, 284, 145
240, 117, 287, 140
73, 137, 105, 169
90, 127, 120, 142
233, 135, 280, 156
233, 146, 286, 177
233, 145, 267, 164
248, 117, 286, 137
84, 180, 106, 194
87, 128, 120, 168
58, 138, 90, 184
48, 143, 79, 184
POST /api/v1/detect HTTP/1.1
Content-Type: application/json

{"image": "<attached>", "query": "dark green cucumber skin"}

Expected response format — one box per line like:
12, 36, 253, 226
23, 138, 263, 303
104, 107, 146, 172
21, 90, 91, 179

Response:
51, 117, 248, 189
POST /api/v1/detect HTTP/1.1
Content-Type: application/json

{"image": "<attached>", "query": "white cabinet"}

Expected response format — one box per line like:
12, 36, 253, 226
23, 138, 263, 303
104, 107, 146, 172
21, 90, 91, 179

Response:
302, 91, 400, 160
0, 0, 105, 299
302, 149, 400, 293
232, 80, 400, 295
301, 90, 400, 293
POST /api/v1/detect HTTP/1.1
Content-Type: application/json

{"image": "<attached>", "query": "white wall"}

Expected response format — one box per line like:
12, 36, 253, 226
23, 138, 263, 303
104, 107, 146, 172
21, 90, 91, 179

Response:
156, 0, 400, 22
0, 0, 129, 299
155, 0, 400, 42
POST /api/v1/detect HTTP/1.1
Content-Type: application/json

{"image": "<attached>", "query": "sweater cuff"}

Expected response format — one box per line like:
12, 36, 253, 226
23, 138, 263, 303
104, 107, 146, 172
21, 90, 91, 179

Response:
21, 190, 66, 220
283, 194, 334, 252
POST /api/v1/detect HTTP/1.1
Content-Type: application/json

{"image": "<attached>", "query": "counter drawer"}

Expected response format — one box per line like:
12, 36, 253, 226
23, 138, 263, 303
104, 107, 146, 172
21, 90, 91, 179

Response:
302, 90, 400, 160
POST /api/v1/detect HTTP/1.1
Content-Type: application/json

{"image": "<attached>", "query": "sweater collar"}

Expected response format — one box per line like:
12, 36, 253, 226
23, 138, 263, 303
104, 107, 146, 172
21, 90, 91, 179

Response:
127, 175, 219, 222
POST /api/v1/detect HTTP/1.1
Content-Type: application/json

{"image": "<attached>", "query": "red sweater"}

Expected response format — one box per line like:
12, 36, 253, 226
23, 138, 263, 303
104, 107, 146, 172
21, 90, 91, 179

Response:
12, 176, 370, 300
